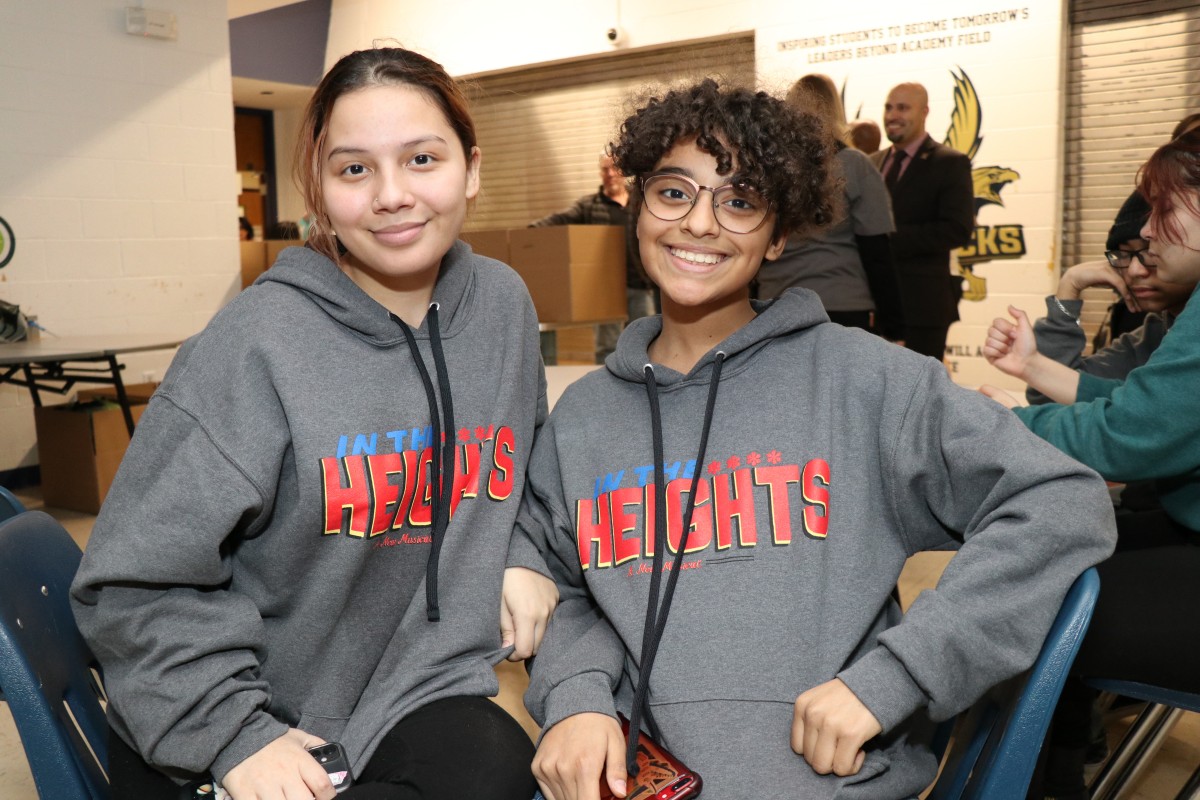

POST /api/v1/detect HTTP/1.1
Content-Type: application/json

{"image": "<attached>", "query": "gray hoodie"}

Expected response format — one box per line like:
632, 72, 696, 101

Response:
71, 242, 547, 783
519, 288, 1115, 799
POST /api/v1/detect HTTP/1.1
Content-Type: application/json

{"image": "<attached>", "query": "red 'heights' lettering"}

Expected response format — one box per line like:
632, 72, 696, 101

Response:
576, 459, 831, 570
320, 426, 517, 538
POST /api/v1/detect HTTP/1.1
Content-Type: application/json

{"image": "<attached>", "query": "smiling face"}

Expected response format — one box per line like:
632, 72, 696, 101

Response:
638, 138, 785, 319
321, 83, 480, 301
883, 84, 928, 149
1141, 194, 1200, 289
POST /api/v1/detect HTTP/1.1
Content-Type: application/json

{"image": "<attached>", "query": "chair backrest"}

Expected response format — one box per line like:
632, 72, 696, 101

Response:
928, 567, 1101, 800
0, 510, 109, 800
0, 485, 27, 522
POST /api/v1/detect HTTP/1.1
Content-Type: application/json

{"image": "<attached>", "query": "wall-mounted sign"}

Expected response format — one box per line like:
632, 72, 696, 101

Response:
0, 217, 13, 269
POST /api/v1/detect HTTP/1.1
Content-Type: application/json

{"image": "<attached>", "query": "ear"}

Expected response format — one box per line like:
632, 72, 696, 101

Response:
465, 146, 482, 201
763, 234, 788, 262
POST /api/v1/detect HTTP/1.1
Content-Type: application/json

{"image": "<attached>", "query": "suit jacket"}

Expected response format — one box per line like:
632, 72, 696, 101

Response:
871, 135, 974, 327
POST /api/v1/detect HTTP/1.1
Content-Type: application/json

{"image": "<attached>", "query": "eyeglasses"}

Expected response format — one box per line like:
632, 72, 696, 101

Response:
1104, 247, 1156, 271
641, 173, 770, 234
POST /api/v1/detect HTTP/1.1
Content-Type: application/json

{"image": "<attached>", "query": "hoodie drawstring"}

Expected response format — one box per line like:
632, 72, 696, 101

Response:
391, 305, 455, 622
625, 352, 726, 776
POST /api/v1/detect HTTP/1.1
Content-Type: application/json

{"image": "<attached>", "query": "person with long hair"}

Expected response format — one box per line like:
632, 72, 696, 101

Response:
981, 129, 1200, 800
517, 79, 1114, 800
71, 46, 554, 800
756, 73, 906, 342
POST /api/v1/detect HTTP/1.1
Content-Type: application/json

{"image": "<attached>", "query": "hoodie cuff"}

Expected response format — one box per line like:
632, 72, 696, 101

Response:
506, 529, 552, 579
538, 672, 620, 737
836, 647, 928, 734
209, 713, 290, 785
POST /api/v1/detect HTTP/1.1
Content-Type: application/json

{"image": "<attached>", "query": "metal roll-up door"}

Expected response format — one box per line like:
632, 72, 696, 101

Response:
461, 34, 756, 232
1064, 0, 1200, 340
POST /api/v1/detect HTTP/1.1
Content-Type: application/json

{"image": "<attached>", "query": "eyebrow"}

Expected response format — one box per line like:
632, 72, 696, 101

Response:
326, 135, 449, 161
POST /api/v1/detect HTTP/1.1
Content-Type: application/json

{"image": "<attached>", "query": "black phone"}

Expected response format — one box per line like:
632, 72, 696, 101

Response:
307, 742, 354, 793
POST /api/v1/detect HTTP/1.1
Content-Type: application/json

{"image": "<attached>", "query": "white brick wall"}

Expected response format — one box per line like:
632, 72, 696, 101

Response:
0, 1, 238, 473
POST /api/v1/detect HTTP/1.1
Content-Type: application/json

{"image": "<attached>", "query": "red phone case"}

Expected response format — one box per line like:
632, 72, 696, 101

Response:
598, 714, 702, 800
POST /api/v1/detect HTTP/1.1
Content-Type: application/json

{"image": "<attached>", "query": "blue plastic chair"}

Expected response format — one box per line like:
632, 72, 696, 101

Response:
1084, 679, 1200, 800
0, 510, 109, 800
0, 485, 27, 522
927, 567, 1101, 800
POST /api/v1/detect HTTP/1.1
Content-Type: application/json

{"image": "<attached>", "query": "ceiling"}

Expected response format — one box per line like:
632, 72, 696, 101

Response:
228, 0, 316, 110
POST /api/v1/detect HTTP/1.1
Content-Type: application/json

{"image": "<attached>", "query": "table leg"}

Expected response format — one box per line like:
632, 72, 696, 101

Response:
107, 356, 136, 436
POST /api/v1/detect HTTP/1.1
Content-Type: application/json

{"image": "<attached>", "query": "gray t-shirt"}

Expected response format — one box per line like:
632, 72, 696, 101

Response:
756, 146, 895, 311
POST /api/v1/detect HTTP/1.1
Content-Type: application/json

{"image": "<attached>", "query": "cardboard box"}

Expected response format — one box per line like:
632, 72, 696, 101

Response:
508, 226, 627, 323
35, 400, 147, 514
240, 241, 267, 288
460, 229, 511, 263
266, 239, 302, 269
76, 381, 160, 404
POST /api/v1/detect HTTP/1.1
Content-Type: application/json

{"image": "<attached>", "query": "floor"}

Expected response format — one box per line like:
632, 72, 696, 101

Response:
3, 492, 1198, 798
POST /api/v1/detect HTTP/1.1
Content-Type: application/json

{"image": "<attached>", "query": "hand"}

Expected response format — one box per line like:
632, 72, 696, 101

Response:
533, 712, 627, 800
982, 305, 1038, 380
979, 384, 1020, 408
501, 566, 559, 661
792, 679, 882, 777
221, 728, 335, 800
1057, 260, 1139, 312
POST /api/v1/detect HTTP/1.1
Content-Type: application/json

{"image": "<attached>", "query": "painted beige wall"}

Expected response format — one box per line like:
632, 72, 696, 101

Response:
0, 1, 239, 473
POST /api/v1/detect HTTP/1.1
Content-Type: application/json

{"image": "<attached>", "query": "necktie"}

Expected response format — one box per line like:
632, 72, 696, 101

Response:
885, 149, 907, 189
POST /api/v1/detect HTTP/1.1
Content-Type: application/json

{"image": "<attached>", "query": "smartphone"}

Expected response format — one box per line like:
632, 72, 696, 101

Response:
307, 742, 354, 793
599, 714, 702, 800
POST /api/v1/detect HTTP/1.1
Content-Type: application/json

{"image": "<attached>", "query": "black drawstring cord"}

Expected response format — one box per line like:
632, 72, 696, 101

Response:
625, 352, 727, 776
425, 304, 455, 621
390, 306, 453, 621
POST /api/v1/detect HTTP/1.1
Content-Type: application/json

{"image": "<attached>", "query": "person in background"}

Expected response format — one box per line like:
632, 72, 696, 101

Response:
872, 82, 974, 360
520, 78, 1114, 800
1017, 192, 1193, 407
238, 216, 254, 241
980, 129, 1200, 800
756, 73, 905, 342
530, 153, 656, 360
72, 46, 555, 800
848, 119, 882, 155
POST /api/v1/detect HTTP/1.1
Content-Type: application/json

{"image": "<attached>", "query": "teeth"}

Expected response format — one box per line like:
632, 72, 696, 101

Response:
670, 247, 723, 265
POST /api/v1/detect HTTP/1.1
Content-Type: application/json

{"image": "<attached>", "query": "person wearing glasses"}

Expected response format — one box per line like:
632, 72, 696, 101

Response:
980, 128, 1200, 800
517, 79, 1114, 800
989, 191, 1195, 408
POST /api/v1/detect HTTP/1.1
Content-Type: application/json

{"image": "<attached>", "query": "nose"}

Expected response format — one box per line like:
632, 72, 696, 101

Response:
680, 188, 721, 238
1140, 216, 1154, 240
1126, 256, 1152, 278
372, 168, 414, 213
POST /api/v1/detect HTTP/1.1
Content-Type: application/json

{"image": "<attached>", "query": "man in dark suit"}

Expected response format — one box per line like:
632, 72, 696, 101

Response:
871, 82, 974, 360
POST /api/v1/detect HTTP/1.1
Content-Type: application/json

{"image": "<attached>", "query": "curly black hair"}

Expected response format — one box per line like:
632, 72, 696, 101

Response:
609, 79, 839, 240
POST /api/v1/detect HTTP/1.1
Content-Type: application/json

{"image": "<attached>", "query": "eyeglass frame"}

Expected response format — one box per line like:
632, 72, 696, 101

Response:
639, 173, 772, 234
1104, 247, 1155, 271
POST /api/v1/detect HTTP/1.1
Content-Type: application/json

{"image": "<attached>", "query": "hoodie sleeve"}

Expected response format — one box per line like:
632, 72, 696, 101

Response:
517, 421, 625, 734
70, 396, 288, 781
836, 360, 1116, 733
1030, 296, 1168, 405
507, 368, 553, 575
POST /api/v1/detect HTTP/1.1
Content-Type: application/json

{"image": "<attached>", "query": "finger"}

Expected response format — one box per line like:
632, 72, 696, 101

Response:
511, 614, 534, 661
605, 725, 629, 799
791, 700, 806, 754
853, 748, 866, 774
1007, 306, 1032, 329
832, 735, 865, 776
499, 602, 515, 648
804, 715, 823, 771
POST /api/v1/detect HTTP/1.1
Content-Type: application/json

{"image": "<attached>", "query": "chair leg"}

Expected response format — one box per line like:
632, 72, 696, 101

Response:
1174, 763, 1200, 800
1089, 704, 1184, 800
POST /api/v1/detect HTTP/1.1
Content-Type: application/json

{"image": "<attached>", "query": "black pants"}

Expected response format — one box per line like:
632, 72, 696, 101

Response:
1033, 509, 1200, 796
108, 696, 538, 800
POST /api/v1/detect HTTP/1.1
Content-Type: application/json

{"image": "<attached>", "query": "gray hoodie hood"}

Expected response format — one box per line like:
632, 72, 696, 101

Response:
606, 288, 830, 384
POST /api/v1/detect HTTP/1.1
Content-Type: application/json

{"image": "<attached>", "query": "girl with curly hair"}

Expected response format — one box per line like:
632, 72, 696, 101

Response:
515, 79, 1114, 799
